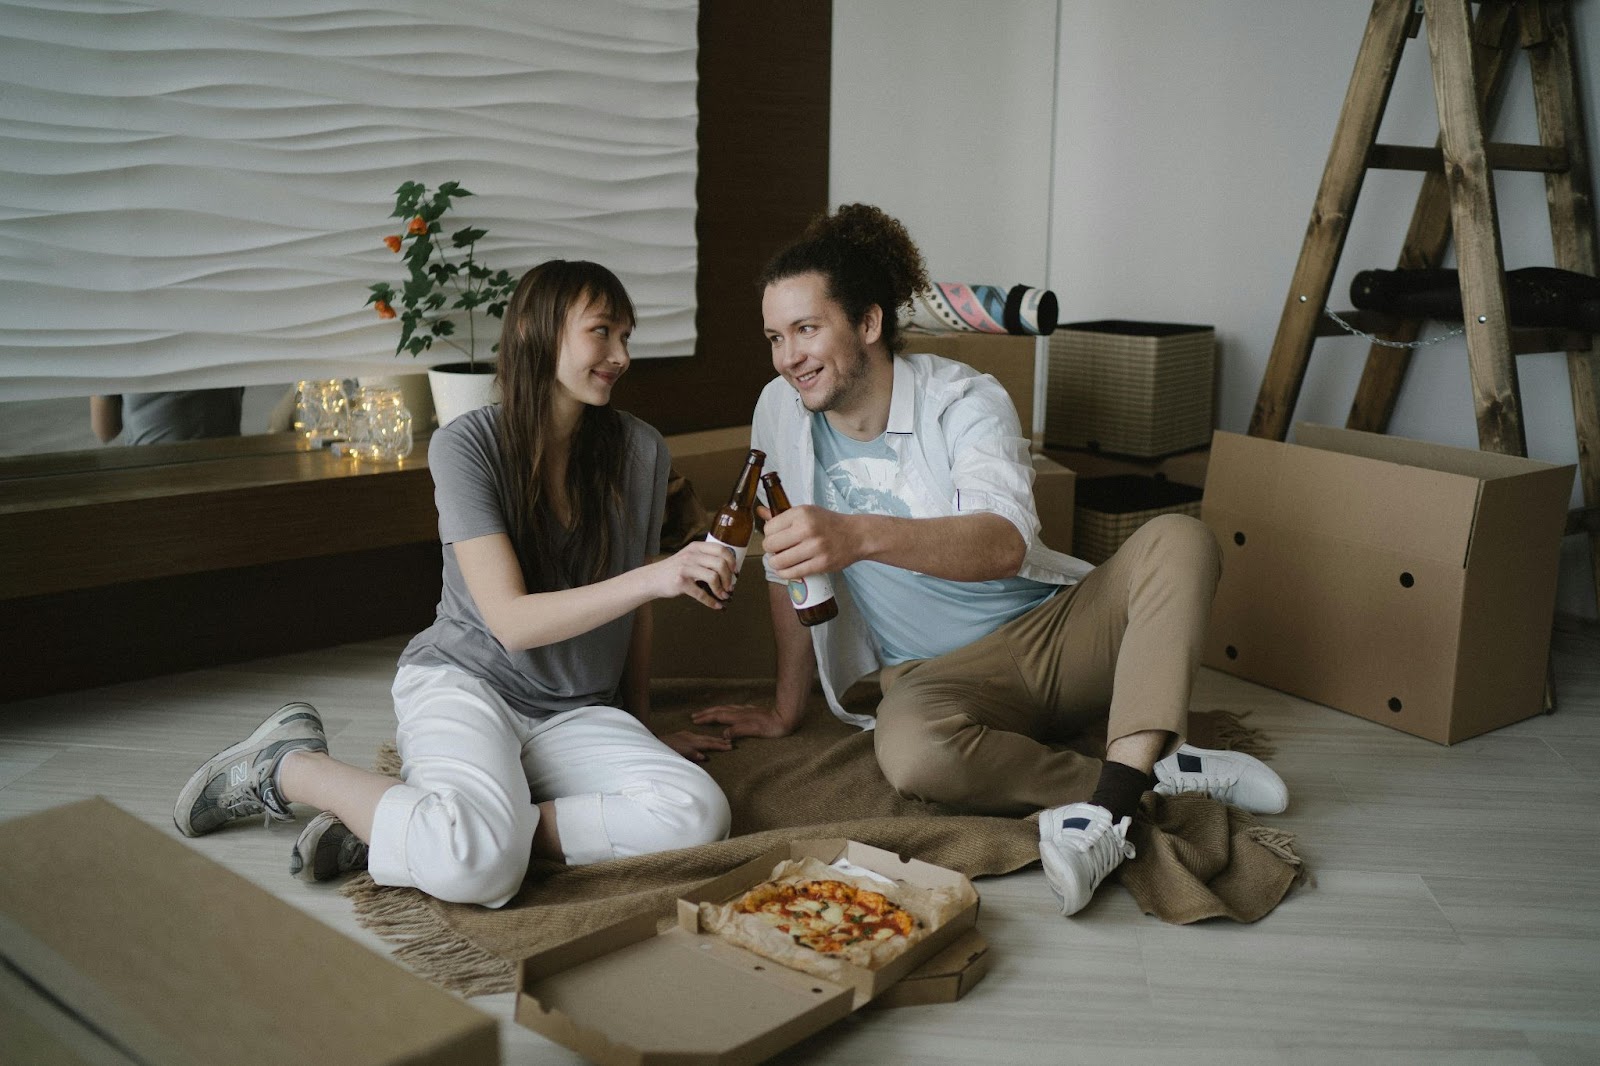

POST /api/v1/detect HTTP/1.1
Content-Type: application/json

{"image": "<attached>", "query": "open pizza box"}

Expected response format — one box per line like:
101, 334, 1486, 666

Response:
514, 838, 983, 1065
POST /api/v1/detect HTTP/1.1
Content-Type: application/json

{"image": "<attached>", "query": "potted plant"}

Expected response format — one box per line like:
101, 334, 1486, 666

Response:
366, 180, 517, 425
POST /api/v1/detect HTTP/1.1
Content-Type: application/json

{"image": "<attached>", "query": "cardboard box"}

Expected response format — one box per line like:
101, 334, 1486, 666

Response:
1073, 474, 1203, 566
1033, 453, 1076, 554
515, 839, 981, 1064
0, 799, 498, 1066
867, 928, 989, 1009
1046, 320, 1215, 458
1202, 426, 1576, 744
666, 425, 756, 511
903, 330, 1038, 430
651, 532, 776, 679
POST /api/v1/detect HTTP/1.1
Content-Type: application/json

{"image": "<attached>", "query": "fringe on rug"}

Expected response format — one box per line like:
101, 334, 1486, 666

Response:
374, 742, 401, 778
341, 873, 517, 998
1202, 709, 1275, 759
1244, 824, 1313, 888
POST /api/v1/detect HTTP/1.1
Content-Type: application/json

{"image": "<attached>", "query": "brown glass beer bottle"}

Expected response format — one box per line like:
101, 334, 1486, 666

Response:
759, 472, 838, 626
699, 449, 765, 595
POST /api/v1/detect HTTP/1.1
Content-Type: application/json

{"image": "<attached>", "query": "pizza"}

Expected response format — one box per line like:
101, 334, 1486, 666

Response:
697, 856, 977, 983
731, 878, 918, 955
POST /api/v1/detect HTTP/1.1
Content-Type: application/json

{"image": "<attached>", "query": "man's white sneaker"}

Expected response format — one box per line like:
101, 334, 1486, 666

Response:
1153, 744, 1289, 815
1038, 802, 1135, 917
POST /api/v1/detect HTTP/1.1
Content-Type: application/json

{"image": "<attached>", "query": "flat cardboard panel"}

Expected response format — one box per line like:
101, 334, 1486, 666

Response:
0, 800, 498, 1066
1202, 427, 1575, 744
1451, 465, 1576, 741
1205, 506, 1465, 741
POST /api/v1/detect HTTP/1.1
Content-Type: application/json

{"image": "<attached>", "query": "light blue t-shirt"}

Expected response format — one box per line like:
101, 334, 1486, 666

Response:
811, 414, 1057, 665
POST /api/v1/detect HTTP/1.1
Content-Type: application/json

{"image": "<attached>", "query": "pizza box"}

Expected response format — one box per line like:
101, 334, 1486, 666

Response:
514, 839, 982, 1065
868, 926, 989, 1009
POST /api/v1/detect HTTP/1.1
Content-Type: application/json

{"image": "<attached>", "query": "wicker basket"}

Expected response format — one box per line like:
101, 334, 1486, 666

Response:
1072, 474, 1203, 565
1046, 320, 1214, 458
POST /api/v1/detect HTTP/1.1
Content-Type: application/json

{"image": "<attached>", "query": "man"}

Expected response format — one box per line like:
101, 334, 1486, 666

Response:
693, 204, 1287, 916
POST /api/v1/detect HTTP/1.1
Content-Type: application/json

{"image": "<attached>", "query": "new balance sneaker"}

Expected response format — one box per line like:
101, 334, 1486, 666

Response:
173, 702, 327, 837
289, 811, 368, 882
1038, 802, 1136, 917
1153, 744, 1289, 815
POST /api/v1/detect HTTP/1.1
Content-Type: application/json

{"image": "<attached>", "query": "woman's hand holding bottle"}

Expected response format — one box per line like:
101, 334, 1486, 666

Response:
648, 540, 737, 608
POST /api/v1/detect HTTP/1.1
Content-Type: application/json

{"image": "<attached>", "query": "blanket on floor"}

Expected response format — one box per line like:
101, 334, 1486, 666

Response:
343, 681, 1306, 996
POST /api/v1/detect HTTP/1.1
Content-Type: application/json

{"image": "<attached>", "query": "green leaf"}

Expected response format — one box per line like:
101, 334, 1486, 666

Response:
451, 226, 488, 248
466, 262, 491, 280
431, 319, 455, 336
424, 292, 447, 311
486, 302, 506, 318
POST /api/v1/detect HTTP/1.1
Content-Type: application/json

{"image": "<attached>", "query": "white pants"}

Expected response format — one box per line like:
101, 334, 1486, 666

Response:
368, 664, 731, 908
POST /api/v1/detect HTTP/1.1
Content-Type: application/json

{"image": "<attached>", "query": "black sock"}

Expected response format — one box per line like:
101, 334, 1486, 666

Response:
1089, 761, 1156, 822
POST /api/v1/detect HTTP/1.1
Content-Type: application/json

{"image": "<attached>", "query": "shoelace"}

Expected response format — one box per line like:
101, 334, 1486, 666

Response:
1057, 818, 1136, 884
1165, 773, 1237, 801
219, 771, 293, 828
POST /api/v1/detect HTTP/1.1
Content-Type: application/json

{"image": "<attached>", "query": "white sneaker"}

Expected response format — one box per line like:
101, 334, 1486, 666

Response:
1153, 744, 1289, 814
1038, 802, 1135, 917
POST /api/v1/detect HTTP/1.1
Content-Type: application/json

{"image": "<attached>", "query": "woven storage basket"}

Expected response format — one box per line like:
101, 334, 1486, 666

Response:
1072, 474, 1203, 565
1046, 320, 1214, 458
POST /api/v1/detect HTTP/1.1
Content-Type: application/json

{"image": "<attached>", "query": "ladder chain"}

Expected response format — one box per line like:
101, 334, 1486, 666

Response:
1322, 306, 1467, 349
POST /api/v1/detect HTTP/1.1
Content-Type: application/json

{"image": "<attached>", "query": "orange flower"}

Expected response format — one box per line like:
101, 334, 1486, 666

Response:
406, 215, 428, 235
383, 234, 402, 253
374, 300, 396, 320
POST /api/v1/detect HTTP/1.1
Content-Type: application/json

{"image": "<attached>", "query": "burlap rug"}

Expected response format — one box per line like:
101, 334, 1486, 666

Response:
343, 680, 1306, 997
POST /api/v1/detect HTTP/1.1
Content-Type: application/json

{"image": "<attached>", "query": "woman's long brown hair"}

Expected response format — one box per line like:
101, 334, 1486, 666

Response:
495, 260, 633, 590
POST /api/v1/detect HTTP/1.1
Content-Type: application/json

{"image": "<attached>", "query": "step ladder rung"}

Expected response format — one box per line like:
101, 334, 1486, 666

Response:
1317, 311, 1594, 355
1367, 142, 1570, 173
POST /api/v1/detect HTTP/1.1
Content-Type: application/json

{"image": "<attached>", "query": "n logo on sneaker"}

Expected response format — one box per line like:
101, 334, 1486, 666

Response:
1176, 752, 1203, 773
228, 764, 248, 787
1061, 816, 1091, 831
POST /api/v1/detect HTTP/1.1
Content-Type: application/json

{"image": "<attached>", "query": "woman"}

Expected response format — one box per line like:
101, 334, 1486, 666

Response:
174, 260, 735, 907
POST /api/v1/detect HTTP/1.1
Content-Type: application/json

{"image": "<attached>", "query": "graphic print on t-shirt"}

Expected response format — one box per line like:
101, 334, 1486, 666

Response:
819, 454, 913, 519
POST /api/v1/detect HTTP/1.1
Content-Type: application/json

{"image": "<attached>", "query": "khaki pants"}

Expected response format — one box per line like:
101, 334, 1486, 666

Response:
873, 513, 1221, 816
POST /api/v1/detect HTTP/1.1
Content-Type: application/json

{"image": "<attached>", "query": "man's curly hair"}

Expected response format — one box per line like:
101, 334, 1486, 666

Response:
759, 203, 930, 354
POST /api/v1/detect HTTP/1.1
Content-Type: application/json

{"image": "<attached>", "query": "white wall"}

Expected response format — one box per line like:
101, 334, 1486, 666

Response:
830, 0, 1059, 286
833, 0, 1599, 618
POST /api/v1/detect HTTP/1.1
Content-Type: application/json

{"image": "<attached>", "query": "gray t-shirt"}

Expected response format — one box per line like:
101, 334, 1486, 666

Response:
398, 405, 669, 719
122, 388, 245, 444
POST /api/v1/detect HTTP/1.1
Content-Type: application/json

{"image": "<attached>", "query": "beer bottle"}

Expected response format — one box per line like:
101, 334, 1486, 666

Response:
759, 472, 838, 626
699, 449, 765, 596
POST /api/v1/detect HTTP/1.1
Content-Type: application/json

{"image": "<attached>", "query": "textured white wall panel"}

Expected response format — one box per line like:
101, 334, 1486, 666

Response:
0, 0, 698, 400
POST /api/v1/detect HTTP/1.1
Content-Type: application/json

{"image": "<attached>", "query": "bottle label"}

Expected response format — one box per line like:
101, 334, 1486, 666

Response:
787, 571, 835, 609
705, 533, 747, 581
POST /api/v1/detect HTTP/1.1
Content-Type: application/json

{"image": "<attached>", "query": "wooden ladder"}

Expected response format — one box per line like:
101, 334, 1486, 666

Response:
1250, 0, 1600, 615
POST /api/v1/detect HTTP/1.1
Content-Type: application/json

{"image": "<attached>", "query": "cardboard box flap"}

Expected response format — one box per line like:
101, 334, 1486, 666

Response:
1294, 423, 1562, 481
1208, 430, 1484, 565
518, 921, 853, 1065
0, 799, 497, 1066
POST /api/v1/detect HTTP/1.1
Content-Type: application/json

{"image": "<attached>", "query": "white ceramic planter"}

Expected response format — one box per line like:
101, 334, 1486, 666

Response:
426, 363, 499, 426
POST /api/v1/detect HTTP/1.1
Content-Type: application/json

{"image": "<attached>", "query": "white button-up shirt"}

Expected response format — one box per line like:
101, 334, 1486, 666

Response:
751, 352, 1093, 729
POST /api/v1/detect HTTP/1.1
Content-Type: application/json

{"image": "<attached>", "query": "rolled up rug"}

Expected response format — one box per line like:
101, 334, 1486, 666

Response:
1350, 266, 1600, 331
908, 281, 1059, 335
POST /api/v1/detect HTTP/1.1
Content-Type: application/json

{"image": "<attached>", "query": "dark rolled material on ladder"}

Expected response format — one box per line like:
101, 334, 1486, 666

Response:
1350, 266, 1600, 331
